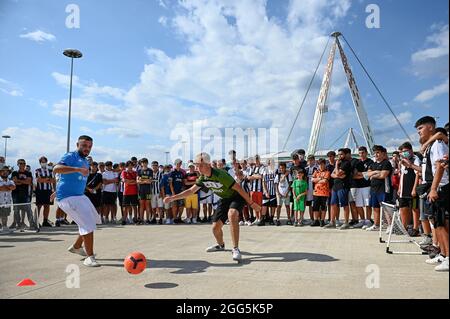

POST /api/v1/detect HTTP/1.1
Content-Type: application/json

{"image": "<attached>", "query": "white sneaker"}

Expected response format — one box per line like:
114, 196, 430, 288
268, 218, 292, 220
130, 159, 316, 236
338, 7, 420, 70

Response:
366, 225, 379, 231
335, 220, 343, 227
239, 221, 244, 226
206, 244, 225, 252
419, 236, 433, 246
68, 245, 87, 257
192, 218, 197, 224
250, 219, 259, 226
245, 221, 252, 226
232, 248, 242, 262
434, 257, 449, 272
83, 255, 100, 267
225, 220, 230, 225
426, 254, 445, 264
362, 220, 372, 230
351, 221, 365, 229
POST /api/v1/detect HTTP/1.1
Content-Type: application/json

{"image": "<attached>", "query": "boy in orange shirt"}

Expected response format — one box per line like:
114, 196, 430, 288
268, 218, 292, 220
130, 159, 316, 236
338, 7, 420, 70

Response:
311, 159, 331, 227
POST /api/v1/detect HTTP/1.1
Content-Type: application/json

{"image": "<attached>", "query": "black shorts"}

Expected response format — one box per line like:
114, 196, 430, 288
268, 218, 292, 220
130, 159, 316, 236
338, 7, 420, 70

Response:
123, 195, 138, 207
425, 184, 449, 228
306, 200, 313, 206
102, 191, 117, 205
398, 197, 418, 209
35, 190, 53, 205
86, 192, 102, 208
138, 190, 152, 201
262, 195, 277, 207
118, 192, 123, 206
213, 195, 246, 224
313, 196, 328, 211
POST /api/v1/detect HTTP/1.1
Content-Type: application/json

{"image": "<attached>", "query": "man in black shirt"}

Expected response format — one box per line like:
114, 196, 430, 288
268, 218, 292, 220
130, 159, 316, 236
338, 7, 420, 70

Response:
365, 145, 393, 231
11, 159, 35, 230
350, 146, 374, 229
326, 150, 336, 222
325, 148, 351, 229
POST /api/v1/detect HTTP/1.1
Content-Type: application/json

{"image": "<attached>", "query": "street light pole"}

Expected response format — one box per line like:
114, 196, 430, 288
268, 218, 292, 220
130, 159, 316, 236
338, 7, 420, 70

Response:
165, 151, 170, 165
63, 49, 83, 153
2, 135, 10, 162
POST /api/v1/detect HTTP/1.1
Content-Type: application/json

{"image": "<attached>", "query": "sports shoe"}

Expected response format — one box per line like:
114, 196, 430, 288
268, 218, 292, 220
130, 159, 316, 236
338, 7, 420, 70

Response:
324, 222, 336, 229
269, 218, 275, 226
55, 220, 61, 227
434, 257, 449, 272
238, 221, 244, 226
206, 243, 225, 252
257, 219, 265, 226
408, 229, 420, 237
351, 221, 365, 229
68, 245, 87, 257
426, 254, 445, 264
158, 218, 163, 225
42, 220, 53, 227
294, 221, 299, 227
366, 225, 379, 231
419, 236, 433, 246
121, 219, 127, 226
232, 248, 242, 262
250, 219, 259, 226
1, 226, 12, 233
310, 220, 320, 227
336, 220, 343, 227
83, 256, 100, 267
192, 218, 198, 224
286, 219, 293, 226
276, 220, 281, 226
319, 220, 325, 227
339, 223, 350, 230
165, 219, 174, 225
362, 220, 373, 230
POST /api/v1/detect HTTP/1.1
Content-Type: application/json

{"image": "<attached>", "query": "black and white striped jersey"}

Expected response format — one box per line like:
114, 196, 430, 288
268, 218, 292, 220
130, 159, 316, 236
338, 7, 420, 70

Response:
35, 168, 53, 191
250, 165, 265, 192
151, 170, 163, 195
263, 169, 277, 196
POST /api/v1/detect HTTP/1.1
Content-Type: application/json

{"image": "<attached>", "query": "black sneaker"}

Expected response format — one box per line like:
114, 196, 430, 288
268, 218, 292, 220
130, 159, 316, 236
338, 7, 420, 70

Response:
158, 219, 163, 225
207, 216, 212, 223
121, 219, 127, 226
286, 220, 293, 226
42, 220, 53, 228
61, 219, 70, 225
150, 218, 157, 224
202, 217, 208, 223
319, 220, 325, 227
276, 219, 281, 226
257, 219, 265, 226
145, 219, 151, 225
310, 220, 320, 227
269, 217, 275, 225
55, 220, 61, 227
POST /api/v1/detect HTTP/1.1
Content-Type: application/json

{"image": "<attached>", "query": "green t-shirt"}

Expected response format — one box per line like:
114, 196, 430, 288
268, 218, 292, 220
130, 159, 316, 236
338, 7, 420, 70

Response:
195, 168, 237, 199
292, 179, 308, 198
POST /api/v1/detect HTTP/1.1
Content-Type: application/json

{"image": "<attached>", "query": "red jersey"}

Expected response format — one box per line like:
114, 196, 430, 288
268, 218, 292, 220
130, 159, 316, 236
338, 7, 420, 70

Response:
121, 170, 138, 195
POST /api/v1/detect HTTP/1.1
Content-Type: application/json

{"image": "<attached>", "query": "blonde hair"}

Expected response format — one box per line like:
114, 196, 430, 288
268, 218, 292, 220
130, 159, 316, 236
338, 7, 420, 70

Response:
194, 152, 211, 164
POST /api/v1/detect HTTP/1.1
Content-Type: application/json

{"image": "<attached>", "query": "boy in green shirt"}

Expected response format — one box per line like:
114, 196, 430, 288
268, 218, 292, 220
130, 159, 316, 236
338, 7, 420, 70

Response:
292, 169, 308, 226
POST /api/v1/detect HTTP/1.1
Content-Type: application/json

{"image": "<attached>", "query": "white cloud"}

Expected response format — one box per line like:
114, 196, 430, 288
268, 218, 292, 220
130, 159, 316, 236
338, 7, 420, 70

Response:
0, 78, 23, 96
158, 16, 168, 27
50, 0, 358, 153
19, 30, 56, 42
411, 24, 449, 78
375, 111, 413, 129
414, 79, 449, 103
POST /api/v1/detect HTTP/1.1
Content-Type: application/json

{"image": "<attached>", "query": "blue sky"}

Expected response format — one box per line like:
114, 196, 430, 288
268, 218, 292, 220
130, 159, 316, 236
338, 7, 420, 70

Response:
0, 0, 448, 169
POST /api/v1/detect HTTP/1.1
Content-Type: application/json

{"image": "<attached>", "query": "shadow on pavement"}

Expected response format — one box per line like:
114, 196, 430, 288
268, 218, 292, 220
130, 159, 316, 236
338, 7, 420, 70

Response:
144, 282, 179, 289
98, 251, 338, 274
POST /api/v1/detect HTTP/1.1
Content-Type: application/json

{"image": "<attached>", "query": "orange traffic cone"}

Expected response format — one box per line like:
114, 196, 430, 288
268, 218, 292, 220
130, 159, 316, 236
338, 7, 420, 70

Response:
17, 278, 36, 286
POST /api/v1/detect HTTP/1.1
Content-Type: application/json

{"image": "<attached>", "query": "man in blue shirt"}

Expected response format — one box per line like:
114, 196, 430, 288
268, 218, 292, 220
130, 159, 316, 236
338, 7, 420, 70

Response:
170, 159, 186, 223
53, 135, 101, 267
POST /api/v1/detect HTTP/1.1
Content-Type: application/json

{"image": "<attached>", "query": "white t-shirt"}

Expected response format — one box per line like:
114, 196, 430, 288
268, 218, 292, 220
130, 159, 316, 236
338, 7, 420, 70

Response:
102, 170, 118, 193
274, 172, 292, 197
422, 140, 449, 186
0, 179, 15, 206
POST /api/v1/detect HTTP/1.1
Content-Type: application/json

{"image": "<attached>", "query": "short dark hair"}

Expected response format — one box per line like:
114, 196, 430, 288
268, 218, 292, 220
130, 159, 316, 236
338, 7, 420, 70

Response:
91, 161, 98, 166
358, 146, 368, 153
307, 155, 315, 160
297, 149, 306, 155
318, 158, 326, 164
152, 161, 159, 166
131, 157, 137, 161
292, 154, 299, 160
327, 151, 336, 157
39, 156, 48, 163
105, 161, 113, 166
372, 145, 386, 153
17, 159, 26, 164
113, 163, 119, 169
126, 161, 133, 167
436, 127, 447, 135
78, 135, 93, 142
141, 158, 148, 164
415, 116, 436, 128
392, 151, 400, 156
398, 142, 412, 151
444, 122, 449, 132
344, 148, 352, 154
279, 162, 286, 168
338, 148, 351, 155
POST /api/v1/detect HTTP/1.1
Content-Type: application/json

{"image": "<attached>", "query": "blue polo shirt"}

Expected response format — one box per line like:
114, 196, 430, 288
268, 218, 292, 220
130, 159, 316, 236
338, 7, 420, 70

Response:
161, 172, 172, 196
56, 151, 89, 201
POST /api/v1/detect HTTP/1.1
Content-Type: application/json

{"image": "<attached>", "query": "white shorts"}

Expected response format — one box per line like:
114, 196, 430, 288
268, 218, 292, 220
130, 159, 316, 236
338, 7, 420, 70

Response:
277, 195, 290, 206
199, 190, 213, 204
351, 187, 371, 208
151, 194, 163, 209
58, 195, 101, 236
